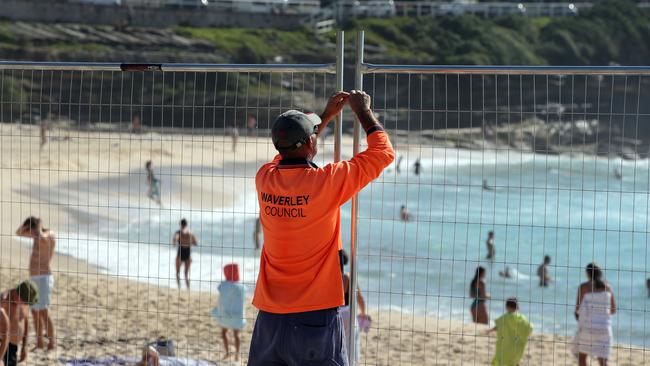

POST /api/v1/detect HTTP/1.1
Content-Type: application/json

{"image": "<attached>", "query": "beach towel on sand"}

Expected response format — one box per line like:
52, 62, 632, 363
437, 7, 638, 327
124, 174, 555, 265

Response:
492, 312, 533, 366
59, 356, 217, 366
572, 291, 612, 359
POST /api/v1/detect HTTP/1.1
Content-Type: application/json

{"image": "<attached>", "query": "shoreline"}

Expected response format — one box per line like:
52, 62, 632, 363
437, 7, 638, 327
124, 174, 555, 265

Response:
1, 124, 649, 364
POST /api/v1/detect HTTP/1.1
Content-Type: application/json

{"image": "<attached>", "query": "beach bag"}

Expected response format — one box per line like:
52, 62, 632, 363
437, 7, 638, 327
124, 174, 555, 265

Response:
148, 337, 175, 357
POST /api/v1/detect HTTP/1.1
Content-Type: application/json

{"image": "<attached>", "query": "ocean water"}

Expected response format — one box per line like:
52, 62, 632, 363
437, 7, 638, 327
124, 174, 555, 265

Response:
52, 148, 650, 347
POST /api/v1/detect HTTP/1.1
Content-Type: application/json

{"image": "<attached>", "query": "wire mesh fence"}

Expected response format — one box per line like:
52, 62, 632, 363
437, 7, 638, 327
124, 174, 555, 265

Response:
0, 64, 341, 365
354, 67, 650, 364
2, 44, 650, 366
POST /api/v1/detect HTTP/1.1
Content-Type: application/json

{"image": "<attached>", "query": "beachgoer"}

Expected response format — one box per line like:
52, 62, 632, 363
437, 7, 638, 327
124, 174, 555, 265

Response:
248, 90, 394, 366
340, 250, 368, 363
413, 158, 421, 176
1, 280, 39, 366
400, 205, 412, 222
395, 155, 403, 174
483, 179, 493, 191
537, 255, 552, 287
253, 216, 261, 250
39, 122, 48, 151
574, 263, 617, 366
212, 263, 245, 361
470, 266, 490, 324
498, 266, 513, 279
15, 217, 56, 350
145, 161, 161, 206
231, 125, 239, 152
131, 114, 142, 134
647, 278, 650, 298
246, 114, 257, 136
137, 345, 160, 366
486, 298, 533, 366
171, 219, 198, 289
486, 231, 495, 261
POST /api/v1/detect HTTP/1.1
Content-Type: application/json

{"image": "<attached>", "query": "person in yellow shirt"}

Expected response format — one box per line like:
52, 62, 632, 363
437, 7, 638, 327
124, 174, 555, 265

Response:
248, 90, 394, 366
487, 298, 533, 366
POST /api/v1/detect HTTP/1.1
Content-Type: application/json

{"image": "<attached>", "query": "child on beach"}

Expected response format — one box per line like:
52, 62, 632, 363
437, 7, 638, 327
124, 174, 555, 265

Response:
487, 298, 533, 366
1, 280, 39, 366
212, 263, 246, 361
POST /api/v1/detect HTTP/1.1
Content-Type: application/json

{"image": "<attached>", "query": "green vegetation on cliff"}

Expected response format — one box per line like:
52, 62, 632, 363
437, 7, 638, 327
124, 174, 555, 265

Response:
0, 0, 647, 66
180, 0, 650, 66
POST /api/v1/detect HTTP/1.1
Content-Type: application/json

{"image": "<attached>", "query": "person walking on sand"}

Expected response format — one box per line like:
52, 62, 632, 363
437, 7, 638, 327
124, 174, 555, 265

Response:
248, 90, 394, 366
171, 219, 198, 289
145, 161, 161, 206
470, 266, 490, 324
486, 298, 533, 366
212, 263, 246, 361
486, 231, 496, 261
537, 255, 552, 287
1, 281, 39, 366
573, 263, 617, 366
15, 217, 56, 350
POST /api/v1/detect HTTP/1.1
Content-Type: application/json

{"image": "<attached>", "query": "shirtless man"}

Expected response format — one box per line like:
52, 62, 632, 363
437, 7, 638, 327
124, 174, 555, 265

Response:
172, 219, 198, 289
15, 217, 56, 350
1, 281, 39, 366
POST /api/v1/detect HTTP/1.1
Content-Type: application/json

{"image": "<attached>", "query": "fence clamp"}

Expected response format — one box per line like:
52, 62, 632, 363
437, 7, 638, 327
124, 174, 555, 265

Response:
120, 64, 163, 72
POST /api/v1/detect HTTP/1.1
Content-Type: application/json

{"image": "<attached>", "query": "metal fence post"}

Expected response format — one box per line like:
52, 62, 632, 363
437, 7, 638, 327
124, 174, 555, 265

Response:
334, 30, 344, 162
347, 29, 364, 366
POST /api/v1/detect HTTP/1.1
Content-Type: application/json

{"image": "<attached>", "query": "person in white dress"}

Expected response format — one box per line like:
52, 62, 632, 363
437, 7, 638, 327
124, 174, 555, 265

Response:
574, 263, 617, 366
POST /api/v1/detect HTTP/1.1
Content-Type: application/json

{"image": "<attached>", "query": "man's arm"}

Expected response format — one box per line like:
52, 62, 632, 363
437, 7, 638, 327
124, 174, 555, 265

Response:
327, 90, 395, 205
191, 233, 198, 246
171, 232, 179, 246
318, 91, 349, 136
48, 232, 56, 262
20, 315, 28, 362
0, 309, 9, 363
15, 223, 31, 238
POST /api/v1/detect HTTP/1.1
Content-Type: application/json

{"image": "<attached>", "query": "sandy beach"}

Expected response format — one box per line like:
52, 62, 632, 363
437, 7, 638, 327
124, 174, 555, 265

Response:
1, 123, 648, 365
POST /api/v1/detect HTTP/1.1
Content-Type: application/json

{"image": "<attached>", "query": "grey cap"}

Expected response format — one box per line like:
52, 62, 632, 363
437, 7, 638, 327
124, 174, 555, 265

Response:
271, 110, 321, 152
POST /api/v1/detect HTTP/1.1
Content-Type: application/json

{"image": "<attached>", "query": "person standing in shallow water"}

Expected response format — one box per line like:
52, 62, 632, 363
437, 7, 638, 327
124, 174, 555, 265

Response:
248, 90, 394, 366
171, 219, 198, 289
470, 266, 490, 324
486, 231, 495, 261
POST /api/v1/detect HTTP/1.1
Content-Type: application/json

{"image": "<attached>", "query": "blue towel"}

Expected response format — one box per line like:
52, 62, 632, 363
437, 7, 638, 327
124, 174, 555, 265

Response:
211, 281, 246, 330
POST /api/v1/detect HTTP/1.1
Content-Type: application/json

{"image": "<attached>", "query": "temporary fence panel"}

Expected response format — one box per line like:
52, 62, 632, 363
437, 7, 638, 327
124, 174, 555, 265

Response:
346, 32, 650, 365
0, 61, 340, 365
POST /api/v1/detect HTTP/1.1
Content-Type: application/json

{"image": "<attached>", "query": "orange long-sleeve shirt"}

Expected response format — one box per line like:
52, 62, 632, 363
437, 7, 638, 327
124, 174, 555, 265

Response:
253, 130, 395, 313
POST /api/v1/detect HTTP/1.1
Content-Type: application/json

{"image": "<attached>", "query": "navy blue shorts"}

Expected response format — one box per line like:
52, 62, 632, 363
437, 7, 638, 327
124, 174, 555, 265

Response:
247, 308, 349, 366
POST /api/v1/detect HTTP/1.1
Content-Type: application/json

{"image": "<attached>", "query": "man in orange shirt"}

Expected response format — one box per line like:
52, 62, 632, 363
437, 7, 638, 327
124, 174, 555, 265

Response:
248, 90, 394, 366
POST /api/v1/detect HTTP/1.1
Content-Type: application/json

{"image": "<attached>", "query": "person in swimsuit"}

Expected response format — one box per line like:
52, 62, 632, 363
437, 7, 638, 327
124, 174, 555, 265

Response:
537, 255, 552, 287
1, 281, 39, 366
172, 219, 198, 289
470, 266, 490, 324
486, 231, 496, 261
145, 161, 161, 206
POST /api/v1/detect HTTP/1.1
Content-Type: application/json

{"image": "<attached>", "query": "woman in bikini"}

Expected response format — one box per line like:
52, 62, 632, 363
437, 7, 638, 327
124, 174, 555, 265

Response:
172, 219, 198, 289
470, 266, 491, 324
